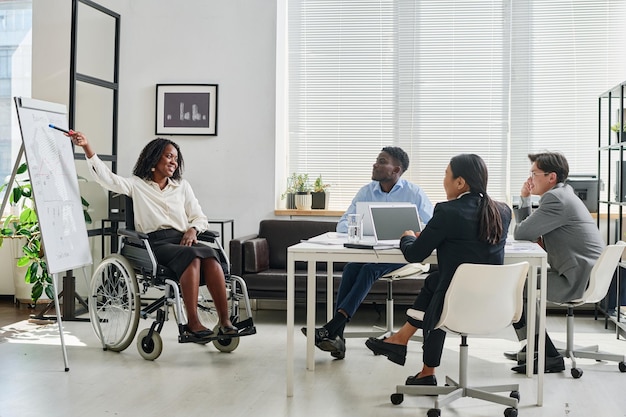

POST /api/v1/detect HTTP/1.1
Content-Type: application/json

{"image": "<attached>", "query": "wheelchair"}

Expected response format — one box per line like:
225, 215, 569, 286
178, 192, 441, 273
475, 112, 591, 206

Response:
89, 209, 255, 360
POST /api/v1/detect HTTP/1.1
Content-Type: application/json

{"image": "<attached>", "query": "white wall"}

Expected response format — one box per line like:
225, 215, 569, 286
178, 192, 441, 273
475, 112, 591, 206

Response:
33, 0, 277, 239
0, 0, 278, 296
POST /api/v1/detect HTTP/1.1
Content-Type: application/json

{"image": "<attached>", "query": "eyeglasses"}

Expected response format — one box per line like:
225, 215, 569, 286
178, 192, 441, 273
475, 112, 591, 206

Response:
530, 171, 550, 178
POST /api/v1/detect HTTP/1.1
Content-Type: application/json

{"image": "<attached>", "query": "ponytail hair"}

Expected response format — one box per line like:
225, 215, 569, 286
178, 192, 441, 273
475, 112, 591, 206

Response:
449, 154, 504, 245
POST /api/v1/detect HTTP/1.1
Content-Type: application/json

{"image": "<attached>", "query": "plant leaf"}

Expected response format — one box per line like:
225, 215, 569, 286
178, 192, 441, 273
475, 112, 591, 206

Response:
32, 283, 43, 301
17, 256, 31, 267
44, 285, 55, 300
11, 187, 22, 204
16, 162, 28, 175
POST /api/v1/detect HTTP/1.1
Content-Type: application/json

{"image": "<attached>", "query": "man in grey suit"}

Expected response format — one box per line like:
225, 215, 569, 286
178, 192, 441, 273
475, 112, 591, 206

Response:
508, 152, 605, 374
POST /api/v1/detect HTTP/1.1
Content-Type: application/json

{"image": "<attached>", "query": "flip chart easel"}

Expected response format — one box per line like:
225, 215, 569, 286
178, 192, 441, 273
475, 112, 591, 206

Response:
6, 97, 93, 371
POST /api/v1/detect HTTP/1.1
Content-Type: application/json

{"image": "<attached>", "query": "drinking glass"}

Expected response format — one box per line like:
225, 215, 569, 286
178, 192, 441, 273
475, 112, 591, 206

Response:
347, 213, 363, 243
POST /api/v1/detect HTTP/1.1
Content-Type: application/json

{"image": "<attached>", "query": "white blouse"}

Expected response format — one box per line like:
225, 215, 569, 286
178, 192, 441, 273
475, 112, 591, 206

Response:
85, 154, 209, 234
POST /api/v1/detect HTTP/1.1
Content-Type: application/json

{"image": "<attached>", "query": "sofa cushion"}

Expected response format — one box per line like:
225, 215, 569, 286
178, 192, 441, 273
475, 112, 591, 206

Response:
258, 219, 338, 270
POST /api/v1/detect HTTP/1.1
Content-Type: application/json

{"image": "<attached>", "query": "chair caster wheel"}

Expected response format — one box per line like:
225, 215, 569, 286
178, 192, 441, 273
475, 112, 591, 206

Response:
504, 407, 518, 417
427, 408, 441, 417
509, 390, 520, 401
619, 361, 626, 373
571, 367, 583, 379
390, 393, 403, 405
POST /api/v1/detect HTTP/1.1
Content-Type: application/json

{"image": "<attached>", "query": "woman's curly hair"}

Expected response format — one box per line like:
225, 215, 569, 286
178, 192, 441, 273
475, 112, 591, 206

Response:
133, 138, 184, 181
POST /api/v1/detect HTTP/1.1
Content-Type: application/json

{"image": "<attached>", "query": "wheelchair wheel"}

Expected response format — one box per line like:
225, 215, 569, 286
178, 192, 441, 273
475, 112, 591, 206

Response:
136, 328, 163, 361
89, 254, 140, 352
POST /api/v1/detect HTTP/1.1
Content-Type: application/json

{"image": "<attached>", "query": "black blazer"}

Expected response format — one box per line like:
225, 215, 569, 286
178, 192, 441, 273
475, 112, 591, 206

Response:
400, 193, 512, 332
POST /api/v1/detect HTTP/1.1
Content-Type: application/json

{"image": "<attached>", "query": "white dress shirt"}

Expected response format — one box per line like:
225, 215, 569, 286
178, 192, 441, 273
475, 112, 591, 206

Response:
85, 154, 209, 234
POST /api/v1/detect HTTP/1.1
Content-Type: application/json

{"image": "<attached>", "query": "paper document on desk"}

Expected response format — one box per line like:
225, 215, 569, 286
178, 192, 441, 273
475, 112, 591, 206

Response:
302, 232, 347, 245
506, 240, 540, 251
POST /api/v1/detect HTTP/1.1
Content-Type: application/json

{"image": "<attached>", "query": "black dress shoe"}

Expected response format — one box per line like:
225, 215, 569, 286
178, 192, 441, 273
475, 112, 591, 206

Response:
365, 337, 407, 366
504, 345, 527, 361
183, 325, 214, 339
405, 373, 437, 386
511, 355, 565, 374
301, 327, 346, 359
300, 326, 328, 344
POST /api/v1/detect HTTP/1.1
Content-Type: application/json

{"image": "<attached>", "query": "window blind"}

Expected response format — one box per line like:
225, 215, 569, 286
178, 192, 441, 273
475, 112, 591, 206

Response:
285, 0, 626, 209
509, 1, 626, 195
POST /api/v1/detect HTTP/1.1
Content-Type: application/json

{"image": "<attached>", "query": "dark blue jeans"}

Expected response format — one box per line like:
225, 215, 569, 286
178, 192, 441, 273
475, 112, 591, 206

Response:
335, 263, 405, 317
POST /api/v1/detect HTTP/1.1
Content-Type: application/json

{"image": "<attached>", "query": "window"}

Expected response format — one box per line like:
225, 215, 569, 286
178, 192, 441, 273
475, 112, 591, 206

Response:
0, 0, 32, 213
509, 1, 626, 192
281, 0, 626, 209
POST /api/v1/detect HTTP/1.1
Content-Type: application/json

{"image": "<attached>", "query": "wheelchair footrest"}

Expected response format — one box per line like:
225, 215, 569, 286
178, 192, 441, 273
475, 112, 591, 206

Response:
233, 317, 256, 337
211, 318, 256, 340
177, 318, 256, 344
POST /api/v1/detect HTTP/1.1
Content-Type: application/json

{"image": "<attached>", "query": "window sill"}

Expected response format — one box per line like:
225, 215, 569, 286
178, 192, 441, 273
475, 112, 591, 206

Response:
274, 209, 344, 217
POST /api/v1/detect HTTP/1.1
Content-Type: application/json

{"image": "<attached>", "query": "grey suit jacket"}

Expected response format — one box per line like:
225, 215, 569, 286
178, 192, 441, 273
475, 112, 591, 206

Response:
513, 183, 605, 303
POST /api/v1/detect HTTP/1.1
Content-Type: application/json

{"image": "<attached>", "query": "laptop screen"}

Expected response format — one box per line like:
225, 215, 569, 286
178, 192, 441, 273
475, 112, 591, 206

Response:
369, 204, 421, 241
356, 201, 411, 236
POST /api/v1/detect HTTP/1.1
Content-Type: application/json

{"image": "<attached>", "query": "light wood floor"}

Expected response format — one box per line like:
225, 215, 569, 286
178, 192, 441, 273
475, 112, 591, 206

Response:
0, 299, 625, 417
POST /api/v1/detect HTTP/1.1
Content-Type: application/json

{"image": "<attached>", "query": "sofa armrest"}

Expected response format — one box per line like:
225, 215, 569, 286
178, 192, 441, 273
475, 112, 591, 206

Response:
243, 238, 270, 273
229, 233, 259, 276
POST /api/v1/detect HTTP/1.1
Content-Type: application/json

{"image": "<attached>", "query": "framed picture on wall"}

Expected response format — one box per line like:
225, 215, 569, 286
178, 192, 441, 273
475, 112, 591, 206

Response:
155, 84, 218, 135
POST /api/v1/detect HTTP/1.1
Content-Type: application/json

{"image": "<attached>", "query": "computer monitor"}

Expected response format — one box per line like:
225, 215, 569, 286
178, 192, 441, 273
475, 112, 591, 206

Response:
565, 175, 599, 213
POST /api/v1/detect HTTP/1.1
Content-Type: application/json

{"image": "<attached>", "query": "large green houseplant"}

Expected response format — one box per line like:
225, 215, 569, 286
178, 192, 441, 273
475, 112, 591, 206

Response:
0, 162, 91, 302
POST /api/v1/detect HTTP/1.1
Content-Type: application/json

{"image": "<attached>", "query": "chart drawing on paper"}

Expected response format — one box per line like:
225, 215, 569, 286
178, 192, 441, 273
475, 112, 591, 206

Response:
14, 97, 92, 274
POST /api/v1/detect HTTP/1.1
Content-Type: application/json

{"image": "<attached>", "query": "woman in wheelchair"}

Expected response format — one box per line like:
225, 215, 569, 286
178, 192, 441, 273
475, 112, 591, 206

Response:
70, 131, 237, 340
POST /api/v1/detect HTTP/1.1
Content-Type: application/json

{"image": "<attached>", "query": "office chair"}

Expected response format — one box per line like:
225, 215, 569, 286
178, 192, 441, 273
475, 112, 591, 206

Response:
391, 262, 529, 417
550, 241, 626, 378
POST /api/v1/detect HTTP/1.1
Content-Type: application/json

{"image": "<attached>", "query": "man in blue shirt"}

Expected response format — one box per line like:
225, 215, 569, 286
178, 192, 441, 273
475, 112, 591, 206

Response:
303, 146, 434, 359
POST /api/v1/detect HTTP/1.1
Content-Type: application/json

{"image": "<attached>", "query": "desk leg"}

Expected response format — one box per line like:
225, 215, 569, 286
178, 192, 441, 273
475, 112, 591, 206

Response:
306, 261, 316, 371
526, 266, 537, 380
287, 253, 295, 397
537, 258, 547, 406
525, 263, 546, 407
327, 262, 334, 321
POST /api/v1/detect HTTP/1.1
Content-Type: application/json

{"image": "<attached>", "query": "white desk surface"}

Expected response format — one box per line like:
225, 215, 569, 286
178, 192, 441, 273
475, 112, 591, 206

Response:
286, 234, 548, 406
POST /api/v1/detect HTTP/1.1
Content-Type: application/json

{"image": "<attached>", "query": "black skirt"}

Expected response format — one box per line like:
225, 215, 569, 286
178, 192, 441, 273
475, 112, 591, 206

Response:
148, 229, 220, 280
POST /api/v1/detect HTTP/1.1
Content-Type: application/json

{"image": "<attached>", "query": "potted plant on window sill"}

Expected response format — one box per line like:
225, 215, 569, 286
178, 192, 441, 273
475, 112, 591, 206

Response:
293, 173, 313, 210
0, 162, 91, 304
311, 175, 330, 210
281, 172, 297, 209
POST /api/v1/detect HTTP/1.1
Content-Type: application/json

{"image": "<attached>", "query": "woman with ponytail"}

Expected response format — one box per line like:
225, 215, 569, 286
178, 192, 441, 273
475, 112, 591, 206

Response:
366, 154, 512, 386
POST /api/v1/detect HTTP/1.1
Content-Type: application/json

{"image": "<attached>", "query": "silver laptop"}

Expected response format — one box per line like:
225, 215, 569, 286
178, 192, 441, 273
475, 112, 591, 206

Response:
356, 201, 412, 236
369, 204, 421, 247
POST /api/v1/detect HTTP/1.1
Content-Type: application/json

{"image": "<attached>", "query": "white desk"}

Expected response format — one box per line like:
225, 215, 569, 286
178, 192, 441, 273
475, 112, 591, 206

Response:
286, 237, 547, 406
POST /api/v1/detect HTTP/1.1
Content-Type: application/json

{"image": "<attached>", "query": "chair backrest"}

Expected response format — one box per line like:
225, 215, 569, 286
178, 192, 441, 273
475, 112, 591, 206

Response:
436, 262, 529, 335
579, 241, 626, 304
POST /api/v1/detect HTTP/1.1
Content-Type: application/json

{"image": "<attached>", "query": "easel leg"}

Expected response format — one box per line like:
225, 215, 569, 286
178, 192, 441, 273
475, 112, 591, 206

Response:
52, 273, 70, 371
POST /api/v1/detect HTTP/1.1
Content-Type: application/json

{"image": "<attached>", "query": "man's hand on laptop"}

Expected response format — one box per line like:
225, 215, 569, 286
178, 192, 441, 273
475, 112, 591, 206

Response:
402, 230, 419, 238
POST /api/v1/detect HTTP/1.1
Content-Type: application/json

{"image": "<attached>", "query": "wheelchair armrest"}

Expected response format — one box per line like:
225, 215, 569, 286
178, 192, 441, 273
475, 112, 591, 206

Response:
118, 228, 149, 240
198, 230, 220, 241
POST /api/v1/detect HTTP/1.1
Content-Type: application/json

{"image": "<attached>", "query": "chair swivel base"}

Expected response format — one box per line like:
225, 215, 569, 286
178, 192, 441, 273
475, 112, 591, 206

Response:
392, 375, 519, 417
557, 345, 626, 379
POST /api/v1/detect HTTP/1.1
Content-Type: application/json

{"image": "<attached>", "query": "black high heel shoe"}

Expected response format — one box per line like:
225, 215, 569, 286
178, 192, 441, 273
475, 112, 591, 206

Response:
365, 337, 407, 366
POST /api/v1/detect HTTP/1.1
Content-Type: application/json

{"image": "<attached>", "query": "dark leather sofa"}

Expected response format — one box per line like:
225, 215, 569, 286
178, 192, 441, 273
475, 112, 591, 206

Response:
229, 219, 424, 305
